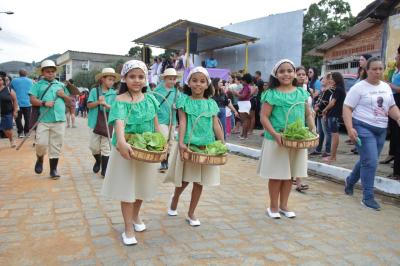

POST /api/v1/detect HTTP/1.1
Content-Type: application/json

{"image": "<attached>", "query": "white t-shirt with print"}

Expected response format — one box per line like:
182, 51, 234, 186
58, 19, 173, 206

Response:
344, 80, 395, 128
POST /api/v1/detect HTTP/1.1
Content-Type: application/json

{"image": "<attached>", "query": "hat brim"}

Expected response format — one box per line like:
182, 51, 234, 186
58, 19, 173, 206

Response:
95, 72, 121, 82
36, 66, 62, 75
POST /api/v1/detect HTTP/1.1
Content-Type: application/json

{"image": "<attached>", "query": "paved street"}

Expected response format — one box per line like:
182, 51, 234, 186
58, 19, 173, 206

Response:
0, 117, 400, 266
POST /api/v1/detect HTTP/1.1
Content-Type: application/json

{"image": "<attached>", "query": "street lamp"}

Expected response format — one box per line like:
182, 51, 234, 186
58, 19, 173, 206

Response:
0, 11, 14, 15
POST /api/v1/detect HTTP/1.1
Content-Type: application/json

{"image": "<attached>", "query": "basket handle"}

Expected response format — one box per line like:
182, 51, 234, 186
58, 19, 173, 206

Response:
125, 91, 175, 143
283, 101, 307, 133
187, 111, 223, 151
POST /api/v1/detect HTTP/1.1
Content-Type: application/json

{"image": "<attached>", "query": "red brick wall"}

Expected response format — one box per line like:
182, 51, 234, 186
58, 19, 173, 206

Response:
324, 23, 383, 61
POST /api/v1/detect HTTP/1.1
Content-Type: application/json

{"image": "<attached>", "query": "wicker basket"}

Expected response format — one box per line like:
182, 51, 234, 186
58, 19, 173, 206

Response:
124, 91, 175, 163
125, 134, 168, 163
183, 150, 227, 165
281, 102, 319, 149
183, 112, 228, 166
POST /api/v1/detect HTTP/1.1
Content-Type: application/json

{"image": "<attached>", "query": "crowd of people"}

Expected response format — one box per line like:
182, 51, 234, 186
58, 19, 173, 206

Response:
1, 45, 400, 245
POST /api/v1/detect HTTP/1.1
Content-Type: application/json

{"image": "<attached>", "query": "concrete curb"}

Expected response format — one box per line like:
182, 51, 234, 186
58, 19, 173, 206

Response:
226, 143, 400, 196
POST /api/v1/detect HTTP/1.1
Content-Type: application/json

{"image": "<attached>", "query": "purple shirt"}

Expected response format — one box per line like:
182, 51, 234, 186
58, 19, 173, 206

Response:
238, 84, 251, 101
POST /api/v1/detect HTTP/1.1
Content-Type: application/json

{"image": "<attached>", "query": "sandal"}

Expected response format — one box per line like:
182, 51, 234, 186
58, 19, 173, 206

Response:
296, 184, 309, 192
380, 155, 394, 164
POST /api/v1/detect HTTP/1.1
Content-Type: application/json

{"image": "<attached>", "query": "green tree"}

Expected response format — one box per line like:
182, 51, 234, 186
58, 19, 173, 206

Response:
109, 59, 125, 74
302, 0, 356, 69
128, 46, 142, 57
72, 69, 100, 89
158, 49, 177, 59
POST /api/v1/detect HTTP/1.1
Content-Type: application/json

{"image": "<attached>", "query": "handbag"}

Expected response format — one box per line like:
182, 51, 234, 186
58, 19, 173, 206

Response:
28, 83, 54, 130
93, 87, 113, 137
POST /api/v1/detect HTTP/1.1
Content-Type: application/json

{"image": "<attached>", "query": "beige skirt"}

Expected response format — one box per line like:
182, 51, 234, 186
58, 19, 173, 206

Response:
257, 139, 308, 180
101, 147, 158, 203
164, 142, 220, 187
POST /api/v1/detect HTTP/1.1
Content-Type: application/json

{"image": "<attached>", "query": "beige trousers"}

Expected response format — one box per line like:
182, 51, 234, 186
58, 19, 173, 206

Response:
36, 122, 66, 158
89, 130, 111, 156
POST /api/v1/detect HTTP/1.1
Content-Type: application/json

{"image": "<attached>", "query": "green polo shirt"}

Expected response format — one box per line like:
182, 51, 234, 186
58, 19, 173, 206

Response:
29, 79, 70, 123
153, 85, 180, 126
87, 87, 117, 129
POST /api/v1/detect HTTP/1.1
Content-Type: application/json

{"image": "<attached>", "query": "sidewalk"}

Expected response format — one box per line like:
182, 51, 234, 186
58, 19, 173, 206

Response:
0, 118, 399, 265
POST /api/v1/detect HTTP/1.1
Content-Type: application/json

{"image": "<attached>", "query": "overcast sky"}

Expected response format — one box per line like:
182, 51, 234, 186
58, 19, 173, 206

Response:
0, 0, 374, 64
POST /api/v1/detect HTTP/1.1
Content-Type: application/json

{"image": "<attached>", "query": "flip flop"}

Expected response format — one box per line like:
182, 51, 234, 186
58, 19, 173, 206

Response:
296, 184, 309, 192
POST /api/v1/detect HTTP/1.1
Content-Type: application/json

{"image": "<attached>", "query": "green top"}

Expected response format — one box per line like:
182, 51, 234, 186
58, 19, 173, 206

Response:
28, 79, 70, 123
261, 87, 309, 140
108, 93, 160, 146
87, 87, 117, 129
153, 84, 180, 126
177, 94, 219, 146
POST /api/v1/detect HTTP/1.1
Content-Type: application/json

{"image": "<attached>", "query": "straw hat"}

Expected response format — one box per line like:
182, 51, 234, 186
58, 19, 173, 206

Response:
36, 60, 61, 75
95, 68, 121, 82
161, 68, 177, 78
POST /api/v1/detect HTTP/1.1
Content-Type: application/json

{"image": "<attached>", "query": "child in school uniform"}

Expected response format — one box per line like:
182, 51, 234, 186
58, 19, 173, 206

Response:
101, 60, 161, 246
258, 59, 315, 219
165, 67, 224, 227
153, 68, 180, 173
87, 68, 119, 177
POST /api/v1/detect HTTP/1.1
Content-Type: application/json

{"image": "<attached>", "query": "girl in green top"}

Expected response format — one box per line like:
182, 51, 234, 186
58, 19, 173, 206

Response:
165, 67, 224, 227
101, 60, 161, 246
87, 68, 119, 178
258, 59, 315, 219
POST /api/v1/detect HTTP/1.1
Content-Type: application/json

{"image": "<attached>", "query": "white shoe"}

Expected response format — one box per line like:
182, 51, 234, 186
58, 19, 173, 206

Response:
133, 223, 146, 232
186, 216, 201, 227
167, 194, 178, 216
267, 208, 281, 219
279, 208, 296, 218
121, 232, 137, 246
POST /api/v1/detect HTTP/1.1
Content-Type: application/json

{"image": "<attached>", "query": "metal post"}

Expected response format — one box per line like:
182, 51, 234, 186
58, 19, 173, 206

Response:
245, 42, 249, 73
186, 27, 190, 68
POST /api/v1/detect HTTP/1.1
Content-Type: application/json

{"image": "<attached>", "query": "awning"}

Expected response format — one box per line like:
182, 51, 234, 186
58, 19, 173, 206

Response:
132, 19, 258, 53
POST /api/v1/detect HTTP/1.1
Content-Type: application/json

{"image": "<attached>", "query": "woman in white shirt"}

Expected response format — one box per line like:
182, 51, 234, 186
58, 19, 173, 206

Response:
343, 57, 400, 210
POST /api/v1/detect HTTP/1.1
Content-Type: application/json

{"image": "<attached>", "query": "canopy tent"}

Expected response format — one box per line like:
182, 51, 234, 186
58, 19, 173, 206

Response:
133, 19, 258, 72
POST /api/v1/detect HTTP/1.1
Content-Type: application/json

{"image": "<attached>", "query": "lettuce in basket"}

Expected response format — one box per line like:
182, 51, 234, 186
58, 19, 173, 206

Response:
189, 140, 228, 156
127, 132, 166, 151
283, 118, 316, 140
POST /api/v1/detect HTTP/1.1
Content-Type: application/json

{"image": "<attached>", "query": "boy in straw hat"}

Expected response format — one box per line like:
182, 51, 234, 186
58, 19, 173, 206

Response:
87, 68, 119, 178
29, 60, 72, 179
153, 67, 180, 172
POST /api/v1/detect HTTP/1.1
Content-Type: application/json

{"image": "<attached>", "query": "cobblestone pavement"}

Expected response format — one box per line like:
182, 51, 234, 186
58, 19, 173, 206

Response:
0, 118, 399, 265
227, 129, 394, 178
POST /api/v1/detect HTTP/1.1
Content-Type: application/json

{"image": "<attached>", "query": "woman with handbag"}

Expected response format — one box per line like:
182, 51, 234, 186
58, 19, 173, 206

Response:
0, 75, 18, 148
87, 68, 119, 178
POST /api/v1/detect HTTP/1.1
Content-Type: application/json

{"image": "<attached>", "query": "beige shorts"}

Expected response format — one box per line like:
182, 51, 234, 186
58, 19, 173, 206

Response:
35, 122, 66, 158
159, 124, 175, 151
89, 130, 111, 156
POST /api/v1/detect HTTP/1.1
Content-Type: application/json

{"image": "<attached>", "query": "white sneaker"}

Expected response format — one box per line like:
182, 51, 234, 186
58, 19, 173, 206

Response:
186, 216, 201, 227
133, 223, 146, 232
121, 232, 137, 246
267, 208, 281, 219
167, 194, 178, 216
279, 208, 296, 218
